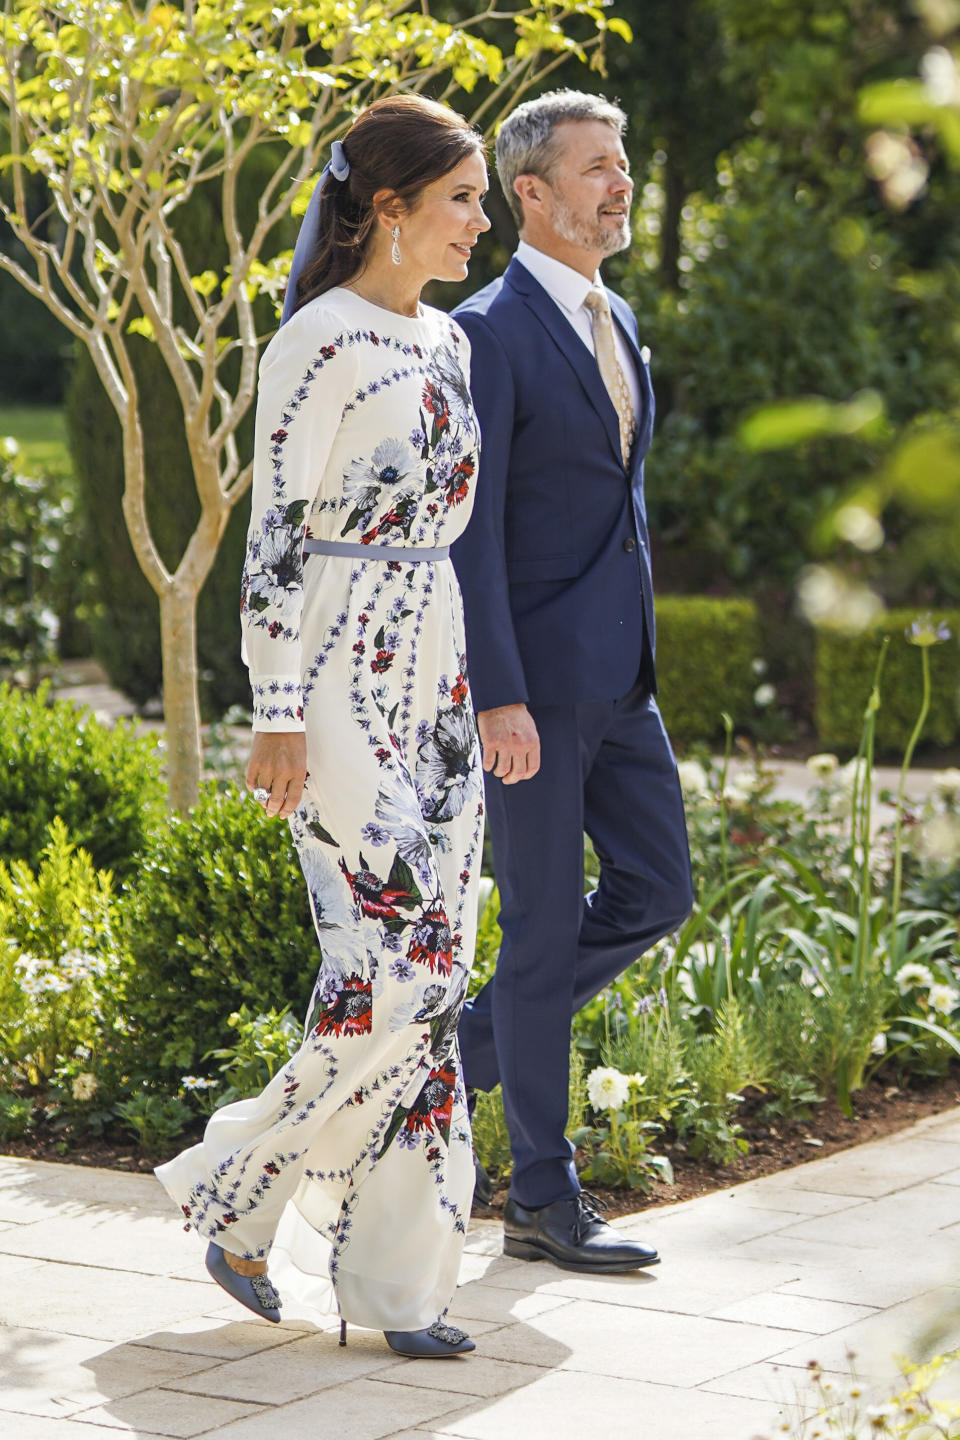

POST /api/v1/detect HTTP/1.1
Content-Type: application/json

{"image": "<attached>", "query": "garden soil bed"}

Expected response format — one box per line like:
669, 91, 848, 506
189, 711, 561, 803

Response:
3, 1072, 959, 1221
473, 1071, 960, 1221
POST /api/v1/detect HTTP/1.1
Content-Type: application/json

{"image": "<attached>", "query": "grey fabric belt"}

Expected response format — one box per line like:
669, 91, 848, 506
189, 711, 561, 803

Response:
303, 539, 449, 562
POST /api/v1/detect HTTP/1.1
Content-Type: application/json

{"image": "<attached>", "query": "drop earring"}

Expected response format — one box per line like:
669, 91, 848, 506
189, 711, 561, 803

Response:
391, 225, 402, 266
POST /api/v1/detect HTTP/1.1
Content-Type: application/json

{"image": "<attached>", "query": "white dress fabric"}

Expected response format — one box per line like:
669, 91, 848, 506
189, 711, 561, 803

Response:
156, 288, 484, 1331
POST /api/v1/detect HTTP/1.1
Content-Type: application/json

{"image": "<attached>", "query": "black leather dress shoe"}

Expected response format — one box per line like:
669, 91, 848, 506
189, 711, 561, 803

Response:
503, 1191, 659, 1273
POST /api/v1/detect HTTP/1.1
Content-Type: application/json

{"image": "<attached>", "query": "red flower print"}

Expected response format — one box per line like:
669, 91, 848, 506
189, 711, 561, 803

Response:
269, 621, 282, 638
340, 857, 416, 920
423, 380, 450, 431
451, 671, 468, 705
405, 1061, 456, 1136
312, 975, 373, 1038
443, 457, 474, 507
370, 648, 395, 674
407, 908, 453, 976
353, 640, 365, 655
270, 428, 288, 444
375, 747, 391, 765
321, 345, 336, 360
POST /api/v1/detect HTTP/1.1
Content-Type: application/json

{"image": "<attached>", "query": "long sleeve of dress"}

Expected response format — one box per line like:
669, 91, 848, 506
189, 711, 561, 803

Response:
241, 304, 359, 731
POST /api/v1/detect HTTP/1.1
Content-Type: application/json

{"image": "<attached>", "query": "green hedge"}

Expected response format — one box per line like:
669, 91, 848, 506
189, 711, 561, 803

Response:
0, 684, 164, 877
815, 610, 960, 752
655, 596, 760, 742
119, 782, 316, 1084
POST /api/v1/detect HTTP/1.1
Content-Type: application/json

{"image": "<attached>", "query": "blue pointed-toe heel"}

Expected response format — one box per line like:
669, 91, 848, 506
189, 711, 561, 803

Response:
205, 1242, 282, 1323
382, 1320, 475, 1358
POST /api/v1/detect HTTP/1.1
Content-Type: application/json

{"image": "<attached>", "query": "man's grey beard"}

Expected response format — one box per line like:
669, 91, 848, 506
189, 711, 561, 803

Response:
550, 189, 631, 256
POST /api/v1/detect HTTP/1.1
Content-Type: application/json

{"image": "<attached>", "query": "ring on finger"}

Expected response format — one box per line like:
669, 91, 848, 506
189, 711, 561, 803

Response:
253, 786, 271, 806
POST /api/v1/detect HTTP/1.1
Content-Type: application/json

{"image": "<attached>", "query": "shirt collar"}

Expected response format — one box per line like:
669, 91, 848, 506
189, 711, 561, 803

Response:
515, 240, 602, 317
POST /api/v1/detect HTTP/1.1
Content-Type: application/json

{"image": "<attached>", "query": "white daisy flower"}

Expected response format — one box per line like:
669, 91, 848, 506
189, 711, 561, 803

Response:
895, 962, 934, 994
929, 982, 959, 1015
587, 1066, 630, 1112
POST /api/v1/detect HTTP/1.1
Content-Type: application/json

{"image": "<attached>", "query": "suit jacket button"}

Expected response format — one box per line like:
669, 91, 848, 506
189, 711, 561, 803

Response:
623, 537, 637, 553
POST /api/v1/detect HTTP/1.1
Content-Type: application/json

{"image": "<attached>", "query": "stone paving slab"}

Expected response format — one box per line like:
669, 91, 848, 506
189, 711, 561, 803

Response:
1, 1112, 959, 1439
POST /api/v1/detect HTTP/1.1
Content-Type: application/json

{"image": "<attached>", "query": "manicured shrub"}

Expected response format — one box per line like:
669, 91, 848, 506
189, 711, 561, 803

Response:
815, 610, 960, 752
0, 818, 123, 1086
0, 683, 165, 876
654, 596, 761, 742
119, 782, 316, 1084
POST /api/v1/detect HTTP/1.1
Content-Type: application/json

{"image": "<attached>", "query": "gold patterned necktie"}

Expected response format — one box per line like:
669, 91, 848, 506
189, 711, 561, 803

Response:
583, 286, 635, 466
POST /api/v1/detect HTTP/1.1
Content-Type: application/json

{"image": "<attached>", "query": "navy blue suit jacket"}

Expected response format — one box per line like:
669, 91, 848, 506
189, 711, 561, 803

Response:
451, 257, 657, 712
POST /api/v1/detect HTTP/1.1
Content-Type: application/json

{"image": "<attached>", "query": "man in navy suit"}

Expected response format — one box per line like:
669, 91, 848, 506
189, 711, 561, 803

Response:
452, 91, 693, 1272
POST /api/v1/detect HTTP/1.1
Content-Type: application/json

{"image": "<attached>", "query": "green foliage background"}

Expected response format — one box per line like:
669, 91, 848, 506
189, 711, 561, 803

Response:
815, 610, 960, 749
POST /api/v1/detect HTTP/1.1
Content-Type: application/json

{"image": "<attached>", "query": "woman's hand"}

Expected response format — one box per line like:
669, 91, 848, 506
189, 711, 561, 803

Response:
477, 704, 540, 784
246, 731, 307, 819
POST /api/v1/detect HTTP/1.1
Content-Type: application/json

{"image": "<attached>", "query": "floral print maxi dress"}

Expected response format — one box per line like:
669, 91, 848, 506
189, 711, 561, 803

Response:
155, 288, 484, 1332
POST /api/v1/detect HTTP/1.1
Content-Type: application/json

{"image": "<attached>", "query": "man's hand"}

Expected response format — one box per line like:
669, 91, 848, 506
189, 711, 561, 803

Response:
477, 704, 540, 784
246, 731, 307, 818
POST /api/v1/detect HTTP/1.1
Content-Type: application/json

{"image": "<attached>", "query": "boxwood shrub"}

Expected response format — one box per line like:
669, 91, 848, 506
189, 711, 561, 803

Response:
655, 596, 761, 743
814, 609, 960, 752
0, 683, 164, 877
120, 782, 316, 1085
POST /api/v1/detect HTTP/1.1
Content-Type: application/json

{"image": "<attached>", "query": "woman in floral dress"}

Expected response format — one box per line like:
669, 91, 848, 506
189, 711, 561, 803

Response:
156, 95, 491, 1358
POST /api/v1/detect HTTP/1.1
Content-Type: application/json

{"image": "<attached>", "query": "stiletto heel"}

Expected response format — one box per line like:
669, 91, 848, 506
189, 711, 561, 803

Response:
339, 1319, 348, 1346
383, 1321, 475, 1358
204, 1242, 282, 1323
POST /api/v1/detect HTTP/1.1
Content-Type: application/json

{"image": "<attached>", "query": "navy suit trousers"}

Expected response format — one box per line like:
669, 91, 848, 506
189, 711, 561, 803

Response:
458, 681, 693, 1209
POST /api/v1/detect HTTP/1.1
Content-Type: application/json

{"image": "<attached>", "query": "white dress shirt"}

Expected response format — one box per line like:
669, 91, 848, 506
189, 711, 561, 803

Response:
515, 240, 641, 420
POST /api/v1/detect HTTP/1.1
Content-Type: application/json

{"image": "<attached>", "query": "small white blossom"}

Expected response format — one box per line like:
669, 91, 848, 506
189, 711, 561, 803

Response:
627, 1072, 647, 1091
870, 1032, 888, 1057
934, 768, 960, 805
751, 657, 767, 676
723, 782, 752, 808
896, 962, 935, 994
677, 759, 709, 796
753, 683, 776, 708
71, 1073, 98, 1102
806, 752, 839, 780
587, 1066, 630, 1113
181, 1075, 219, 1091
929, 983, 959, 1015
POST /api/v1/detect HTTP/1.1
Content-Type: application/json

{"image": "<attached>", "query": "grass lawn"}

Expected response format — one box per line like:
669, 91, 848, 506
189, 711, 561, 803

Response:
0, 404, 71, 479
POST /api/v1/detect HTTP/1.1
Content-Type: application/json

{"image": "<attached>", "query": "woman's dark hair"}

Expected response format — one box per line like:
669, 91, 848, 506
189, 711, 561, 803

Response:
294, 95, 485, 311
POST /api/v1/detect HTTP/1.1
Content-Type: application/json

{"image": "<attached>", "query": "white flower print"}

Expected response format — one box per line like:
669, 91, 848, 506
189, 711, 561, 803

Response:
342, 437, 415, 534
428, 345, 473, 428
416, 703, 481, 823
374, 775, 435, 886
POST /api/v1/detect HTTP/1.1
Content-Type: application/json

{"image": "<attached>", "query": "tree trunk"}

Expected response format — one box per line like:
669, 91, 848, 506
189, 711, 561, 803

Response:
158, 583, 203, 811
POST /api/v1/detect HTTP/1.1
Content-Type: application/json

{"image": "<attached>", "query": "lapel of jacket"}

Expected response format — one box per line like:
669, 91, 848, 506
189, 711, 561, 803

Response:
609, 291, 655, 467
504, 258, 623, 469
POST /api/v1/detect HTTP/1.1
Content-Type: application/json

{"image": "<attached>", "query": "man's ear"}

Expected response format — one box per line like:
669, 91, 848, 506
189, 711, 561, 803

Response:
513, 173, 547, 217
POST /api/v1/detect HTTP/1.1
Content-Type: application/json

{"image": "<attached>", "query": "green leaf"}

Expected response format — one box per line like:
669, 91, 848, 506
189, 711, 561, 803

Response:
190, 270, 220, 297
738, 392, 884, 451
387, 852, 420, 906
126, 316, 156, 341
306, 818, 338, 847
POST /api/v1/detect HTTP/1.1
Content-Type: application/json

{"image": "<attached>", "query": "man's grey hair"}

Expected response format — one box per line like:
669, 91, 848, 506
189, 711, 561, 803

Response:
496, 89, 627, 228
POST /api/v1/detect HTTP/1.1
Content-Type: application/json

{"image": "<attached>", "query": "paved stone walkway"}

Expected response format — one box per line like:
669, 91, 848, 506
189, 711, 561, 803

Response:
2, 1107, 960, 1439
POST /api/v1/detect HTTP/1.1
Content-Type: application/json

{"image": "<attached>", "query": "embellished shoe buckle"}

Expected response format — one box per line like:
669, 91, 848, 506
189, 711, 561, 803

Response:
427, 1320, 467, 1345
250, 1273, 282, 1310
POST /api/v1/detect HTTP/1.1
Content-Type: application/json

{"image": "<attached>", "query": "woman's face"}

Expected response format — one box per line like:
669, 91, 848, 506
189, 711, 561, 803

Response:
393, 150, 491, 284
